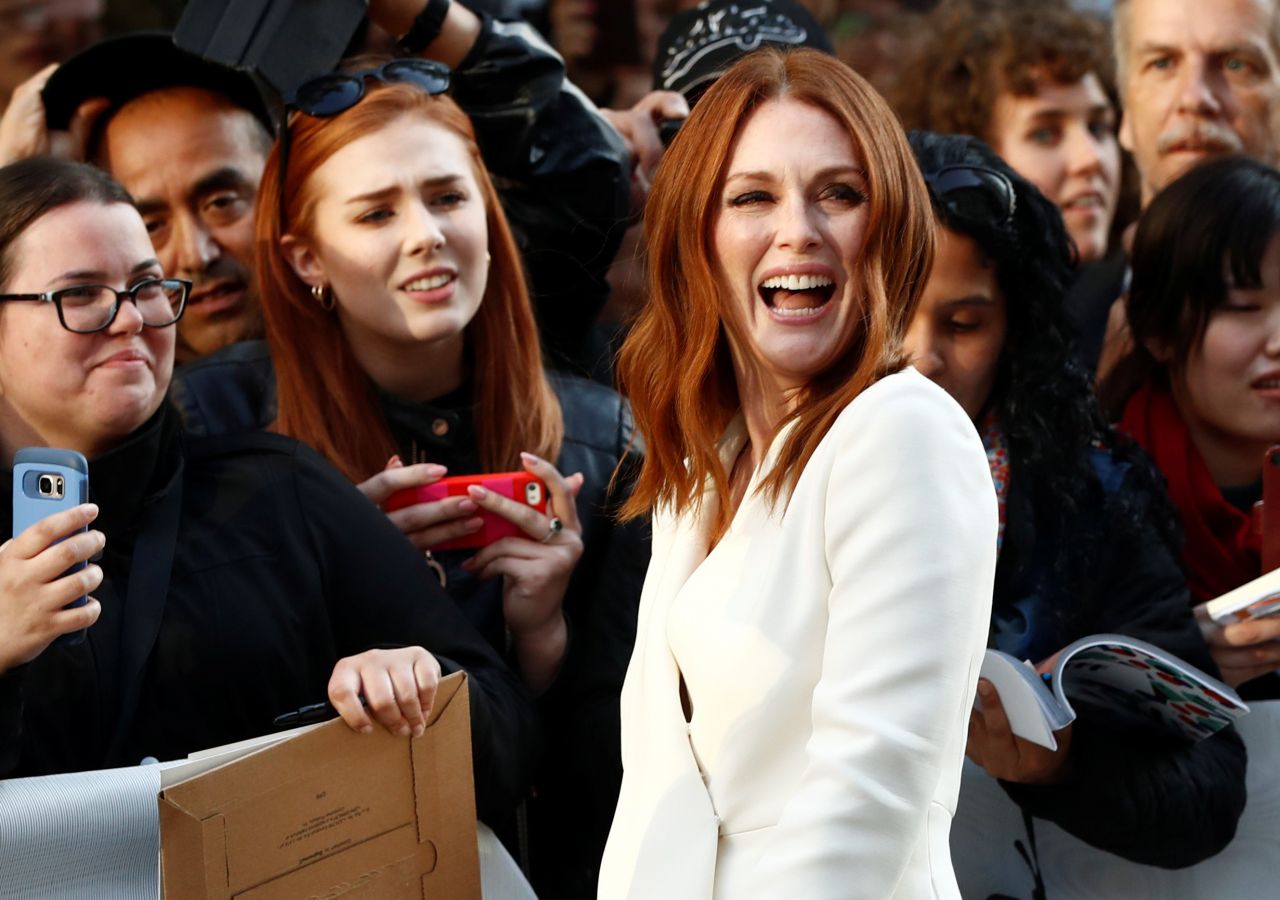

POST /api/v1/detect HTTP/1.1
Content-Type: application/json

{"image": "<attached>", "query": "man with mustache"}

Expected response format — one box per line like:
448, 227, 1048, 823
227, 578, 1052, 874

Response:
41, 33, 272, 364
1115, 0, 1280, 203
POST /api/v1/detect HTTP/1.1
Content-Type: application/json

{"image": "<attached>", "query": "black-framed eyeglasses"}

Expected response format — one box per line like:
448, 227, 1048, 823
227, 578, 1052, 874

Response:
921, 165, 1017, 230
278, 59, 452, 228
0, 278, 190, 334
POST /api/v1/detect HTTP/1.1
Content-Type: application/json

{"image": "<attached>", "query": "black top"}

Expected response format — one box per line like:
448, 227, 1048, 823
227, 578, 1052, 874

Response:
989, 447, 1246, 869
171, 344, 649, 899
0, 404, 539, 826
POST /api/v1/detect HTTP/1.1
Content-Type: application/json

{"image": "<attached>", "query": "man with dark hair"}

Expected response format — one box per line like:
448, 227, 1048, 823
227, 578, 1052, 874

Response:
39, 33, 275, 363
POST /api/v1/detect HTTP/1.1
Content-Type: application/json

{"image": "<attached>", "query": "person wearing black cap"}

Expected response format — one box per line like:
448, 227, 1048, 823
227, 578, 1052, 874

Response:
653, 0, 833, 105
20, 0, 630, 377
35, 32, 278, 365
600, 0, 834, 331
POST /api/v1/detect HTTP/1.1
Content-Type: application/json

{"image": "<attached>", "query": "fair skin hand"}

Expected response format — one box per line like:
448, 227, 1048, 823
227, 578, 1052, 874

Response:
1195, 603, 1280, 687
358, 453, 584, 693
356, 457, 485, 549
601, 90, 690, 213
461, 453, 584, 692
328, 645, 441, 737
0, 503, 104, 675
0, 63, 108, 166
968, 675, 1074, 784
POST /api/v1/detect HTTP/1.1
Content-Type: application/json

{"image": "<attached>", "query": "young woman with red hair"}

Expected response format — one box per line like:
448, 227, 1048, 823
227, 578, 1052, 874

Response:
250, 46, 645, 900
600, 48, 998, 899
162, 5, 640, 897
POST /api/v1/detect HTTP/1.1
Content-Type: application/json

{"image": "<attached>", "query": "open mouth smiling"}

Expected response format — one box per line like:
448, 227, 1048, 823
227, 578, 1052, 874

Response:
758, 273, 837, 317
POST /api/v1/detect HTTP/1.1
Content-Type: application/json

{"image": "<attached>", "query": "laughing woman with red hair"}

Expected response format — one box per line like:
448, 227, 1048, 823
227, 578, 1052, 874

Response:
600, 49, 998, 899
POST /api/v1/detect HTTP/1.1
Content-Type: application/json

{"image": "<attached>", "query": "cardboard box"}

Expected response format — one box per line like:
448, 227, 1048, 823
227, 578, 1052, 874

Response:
159, 671, 480, 899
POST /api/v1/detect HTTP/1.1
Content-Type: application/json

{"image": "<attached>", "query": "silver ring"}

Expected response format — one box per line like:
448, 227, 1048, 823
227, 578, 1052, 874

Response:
541, 516, 563, 543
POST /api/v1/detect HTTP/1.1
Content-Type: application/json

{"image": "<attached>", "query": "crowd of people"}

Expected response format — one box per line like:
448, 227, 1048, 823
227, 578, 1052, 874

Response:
0, 0, 1277, 898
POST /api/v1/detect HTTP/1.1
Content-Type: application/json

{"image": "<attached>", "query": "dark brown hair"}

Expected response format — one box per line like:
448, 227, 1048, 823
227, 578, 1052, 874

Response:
1100, 156, 1280, 417
617, 48, 934, 535
0, 157, 132, 290
892, 0, 1117, 141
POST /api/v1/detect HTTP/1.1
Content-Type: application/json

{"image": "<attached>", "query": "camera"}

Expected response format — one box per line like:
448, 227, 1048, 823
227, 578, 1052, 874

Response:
37, 474, 65, 498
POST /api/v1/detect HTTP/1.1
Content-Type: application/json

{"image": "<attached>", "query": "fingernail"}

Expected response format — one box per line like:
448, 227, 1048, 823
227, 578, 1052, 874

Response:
413, 724, 425, 738
468, 485, 487, 499
389, 455, 402, 466
978, 682, 994, 699
360, 724, 374, 735
465, 517, 484, 530
426, 464, 447, 475
461, 558, 474, 571
398, 725, 411, 738
520, 452, 540, 465
458, 499, 478, 513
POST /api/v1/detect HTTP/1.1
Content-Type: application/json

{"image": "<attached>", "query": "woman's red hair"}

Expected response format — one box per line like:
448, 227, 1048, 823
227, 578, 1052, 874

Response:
255, 81, 561, 482
617, 49, 935, 535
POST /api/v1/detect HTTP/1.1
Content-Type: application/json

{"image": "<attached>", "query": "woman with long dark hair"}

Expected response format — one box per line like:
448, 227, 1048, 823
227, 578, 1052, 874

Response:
1103, 155, 1280, 694
905, 131, 1245, 870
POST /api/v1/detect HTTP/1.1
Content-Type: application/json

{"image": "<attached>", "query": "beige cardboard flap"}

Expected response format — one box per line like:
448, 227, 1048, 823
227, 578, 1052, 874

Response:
159, 671, 478, 899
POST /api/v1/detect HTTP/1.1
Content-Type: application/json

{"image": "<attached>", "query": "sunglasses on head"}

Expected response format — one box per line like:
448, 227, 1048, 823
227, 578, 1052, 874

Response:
278, 59, 453, 228
921, 165, 1017, 230
286, 58, 451, 116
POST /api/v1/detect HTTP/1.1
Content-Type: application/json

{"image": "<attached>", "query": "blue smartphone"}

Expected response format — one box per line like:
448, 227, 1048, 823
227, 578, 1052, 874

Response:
13, 448, 90, 645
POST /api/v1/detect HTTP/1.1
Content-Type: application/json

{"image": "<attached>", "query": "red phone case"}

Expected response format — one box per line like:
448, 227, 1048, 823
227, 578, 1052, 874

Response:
385, 471, 548, 551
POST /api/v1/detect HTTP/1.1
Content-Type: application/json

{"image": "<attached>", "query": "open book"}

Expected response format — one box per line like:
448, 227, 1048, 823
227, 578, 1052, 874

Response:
980, 634, 1248, 751
1205, 566, 1280, 624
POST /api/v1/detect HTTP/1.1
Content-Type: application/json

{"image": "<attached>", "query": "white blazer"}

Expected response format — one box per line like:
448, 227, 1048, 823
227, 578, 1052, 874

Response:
599, 368, 997, 900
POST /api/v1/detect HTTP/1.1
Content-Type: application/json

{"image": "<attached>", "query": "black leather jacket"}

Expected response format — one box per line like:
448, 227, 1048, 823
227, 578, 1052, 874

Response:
991, 448, 1246, 870
452, 14, 629, 374
172, 341, 648, 899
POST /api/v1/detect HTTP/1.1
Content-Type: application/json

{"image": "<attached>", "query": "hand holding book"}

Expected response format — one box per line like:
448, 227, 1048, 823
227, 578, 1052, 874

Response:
1197, 567, 1280, 686
968, 674, 1073, 785
978, 634, 1248, 752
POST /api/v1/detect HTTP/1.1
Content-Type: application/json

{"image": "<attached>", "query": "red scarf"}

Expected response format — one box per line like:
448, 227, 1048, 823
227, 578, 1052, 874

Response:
1117, 384, 1260, 604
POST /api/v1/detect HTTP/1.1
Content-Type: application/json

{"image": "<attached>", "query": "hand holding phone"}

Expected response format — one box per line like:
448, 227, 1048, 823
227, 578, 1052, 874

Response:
386, 470, 550, 551
0, 450, 103, 672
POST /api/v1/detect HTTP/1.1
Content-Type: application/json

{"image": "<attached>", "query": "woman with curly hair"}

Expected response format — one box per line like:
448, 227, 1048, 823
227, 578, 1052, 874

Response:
905, 131, 1245, 872
894, 0, 1130, 368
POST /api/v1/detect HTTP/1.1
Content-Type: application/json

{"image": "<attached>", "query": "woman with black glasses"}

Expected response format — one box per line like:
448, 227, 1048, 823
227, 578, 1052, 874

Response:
903, 131, 1245, 875
0, 157, 537, 833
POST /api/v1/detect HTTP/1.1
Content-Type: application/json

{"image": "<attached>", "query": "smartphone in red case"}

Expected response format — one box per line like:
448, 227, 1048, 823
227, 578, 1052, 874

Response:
386, 471, 548, 551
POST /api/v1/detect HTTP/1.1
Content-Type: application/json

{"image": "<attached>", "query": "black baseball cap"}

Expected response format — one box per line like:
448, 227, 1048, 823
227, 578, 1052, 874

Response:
653, 0, 834, 104
42, 31, 279, 136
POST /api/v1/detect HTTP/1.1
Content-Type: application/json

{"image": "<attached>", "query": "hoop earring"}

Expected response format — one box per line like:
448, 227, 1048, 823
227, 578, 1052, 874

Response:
311, 282, 335, 311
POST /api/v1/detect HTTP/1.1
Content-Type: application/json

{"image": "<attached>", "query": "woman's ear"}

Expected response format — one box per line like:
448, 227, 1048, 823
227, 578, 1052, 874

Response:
279, 234, 325, 288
